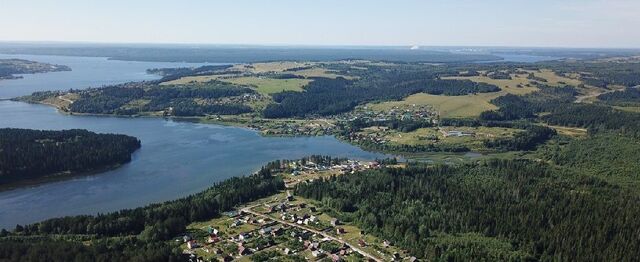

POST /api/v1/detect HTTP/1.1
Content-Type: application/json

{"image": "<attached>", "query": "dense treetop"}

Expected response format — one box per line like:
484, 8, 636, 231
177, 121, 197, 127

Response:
0, 128, 141, 185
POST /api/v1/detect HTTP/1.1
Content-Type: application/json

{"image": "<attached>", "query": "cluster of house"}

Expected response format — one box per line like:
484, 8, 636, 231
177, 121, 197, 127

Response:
181, 211, 286, 261
441, 130, 476, 138
287, 159, 379, 176
346, 130, 391, 145
273, 203, 320, 227
336, 105, 438, 124
258, 120, 336, 136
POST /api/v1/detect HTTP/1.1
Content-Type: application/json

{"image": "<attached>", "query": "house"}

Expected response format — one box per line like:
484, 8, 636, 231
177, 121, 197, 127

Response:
331, 218, 340, 226
259, 227, 273, 235
183, 235, 192, 243
286, 191, 294, 201
207, 234, 220, 244
187, 240, 199, 249
331, 254, 343, 262
336, 228, 345, 234
279, 203, 288, 211
207, 227, 219, 235
238, 233, 249, 241
358, 239, 367, 247
283, 248, 292, 255
383, 240, 391, 248
222, 211, 239, 218
238, 244, 249, 256
271, 227, 283, 237
230, 220, 242, 228
445, 130, 475, 137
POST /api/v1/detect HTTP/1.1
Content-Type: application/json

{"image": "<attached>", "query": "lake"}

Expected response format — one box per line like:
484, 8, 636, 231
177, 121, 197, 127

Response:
483, 53, 562, 63
0, 53, 225, 99
0, 55, 385, 229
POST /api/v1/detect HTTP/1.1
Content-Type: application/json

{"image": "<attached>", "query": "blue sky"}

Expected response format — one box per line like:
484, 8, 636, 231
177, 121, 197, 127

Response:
1, 0, 638, 48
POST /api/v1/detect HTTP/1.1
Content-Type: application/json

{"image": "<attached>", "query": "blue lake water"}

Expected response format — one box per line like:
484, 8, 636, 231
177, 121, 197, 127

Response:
483, 53, 562, 63
0, 53, 225, 99
0, 55, 385, 229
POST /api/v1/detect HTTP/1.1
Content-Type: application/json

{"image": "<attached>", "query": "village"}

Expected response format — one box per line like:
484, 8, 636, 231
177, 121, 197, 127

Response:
178, 158, 416, 262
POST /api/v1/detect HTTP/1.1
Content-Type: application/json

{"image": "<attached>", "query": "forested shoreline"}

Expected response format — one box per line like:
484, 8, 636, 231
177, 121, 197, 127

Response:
0, 128, 141, 186
5, 54, 640, 261
0, 59, 71, 80
0, 163, 285, 261
296, 157, 640, 261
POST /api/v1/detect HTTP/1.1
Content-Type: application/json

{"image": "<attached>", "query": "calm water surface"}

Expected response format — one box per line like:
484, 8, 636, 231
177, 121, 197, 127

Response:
0, 53, 224, 99
0, 55, 385, 229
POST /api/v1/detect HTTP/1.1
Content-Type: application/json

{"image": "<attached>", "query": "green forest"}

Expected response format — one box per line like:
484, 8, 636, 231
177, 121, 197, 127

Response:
295, 149, 640, 261
0, 59, 71, 79
0, 128, 141, 186
5, 52, 640, 261
0, 166, 284, 261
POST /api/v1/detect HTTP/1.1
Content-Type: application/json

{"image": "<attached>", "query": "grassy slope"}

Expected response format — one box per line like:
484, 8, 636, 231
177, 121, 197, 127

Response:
369, 93, 499, 118
222, 77, 311, 95
370, 70, 585, 118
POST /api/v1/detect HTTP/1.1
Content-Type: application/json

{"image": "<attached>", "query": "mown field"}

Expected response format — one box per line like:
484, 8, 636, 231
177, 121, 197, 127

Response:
369, 93, 499, 118
221, 77, 311, 95
370, 69, 587, 118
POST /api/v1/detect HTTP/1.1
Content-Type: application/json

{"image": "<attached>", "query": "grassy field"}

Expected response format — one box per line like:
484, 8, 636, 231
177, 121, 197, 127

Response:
161, 74, 236, 85
529, 69, 583, 86
222, 77, 311, 95
546, 125, 588, 137
369, 92, 499, 118
290, 67, 355, 79
381, 126, 519, 150
232, 61, 312, 73
372, 69, 585, 118
613, 106, 640, 113
442, 75, 538, 95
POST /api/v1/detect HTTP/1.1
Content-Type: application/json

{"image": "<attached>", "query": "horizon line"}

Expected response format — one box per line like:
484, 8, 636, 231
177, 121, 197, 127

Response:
1, 40, 640, 51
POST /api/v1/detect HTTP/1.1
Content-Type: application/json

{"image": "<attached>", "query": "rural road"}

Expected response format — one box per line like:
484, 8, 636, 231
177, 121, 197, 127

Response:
57, 95, 74, 104
241, 205, 383, 262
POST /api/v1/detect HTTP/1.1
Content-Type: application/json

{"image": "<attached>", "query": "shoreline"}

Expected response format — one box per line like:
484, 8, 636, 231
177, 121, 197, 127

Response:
13, 100, 504, 161
0, 162, 128, 193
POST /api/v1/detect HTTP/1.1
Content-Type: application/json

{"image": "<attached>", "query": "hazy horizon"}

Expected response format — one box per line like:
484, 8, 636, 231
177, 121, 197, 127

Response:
2, 41, 640, 51
2, 0, 639, 49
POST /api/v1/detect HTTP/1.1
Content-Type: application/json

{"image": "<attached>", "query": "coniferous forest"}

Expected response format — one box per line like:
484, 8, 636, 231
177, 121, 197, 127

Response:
295, 157, 640, 261
3, 0, 640, 260
0, 166, 284, 262
4, 49, 640, 261
0, 128, 141, 185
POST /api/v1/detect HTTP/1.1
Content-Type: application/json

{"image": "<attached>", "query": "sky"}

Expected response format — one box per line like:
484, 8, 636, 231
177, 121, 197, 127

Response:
1, 0, 639, 48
